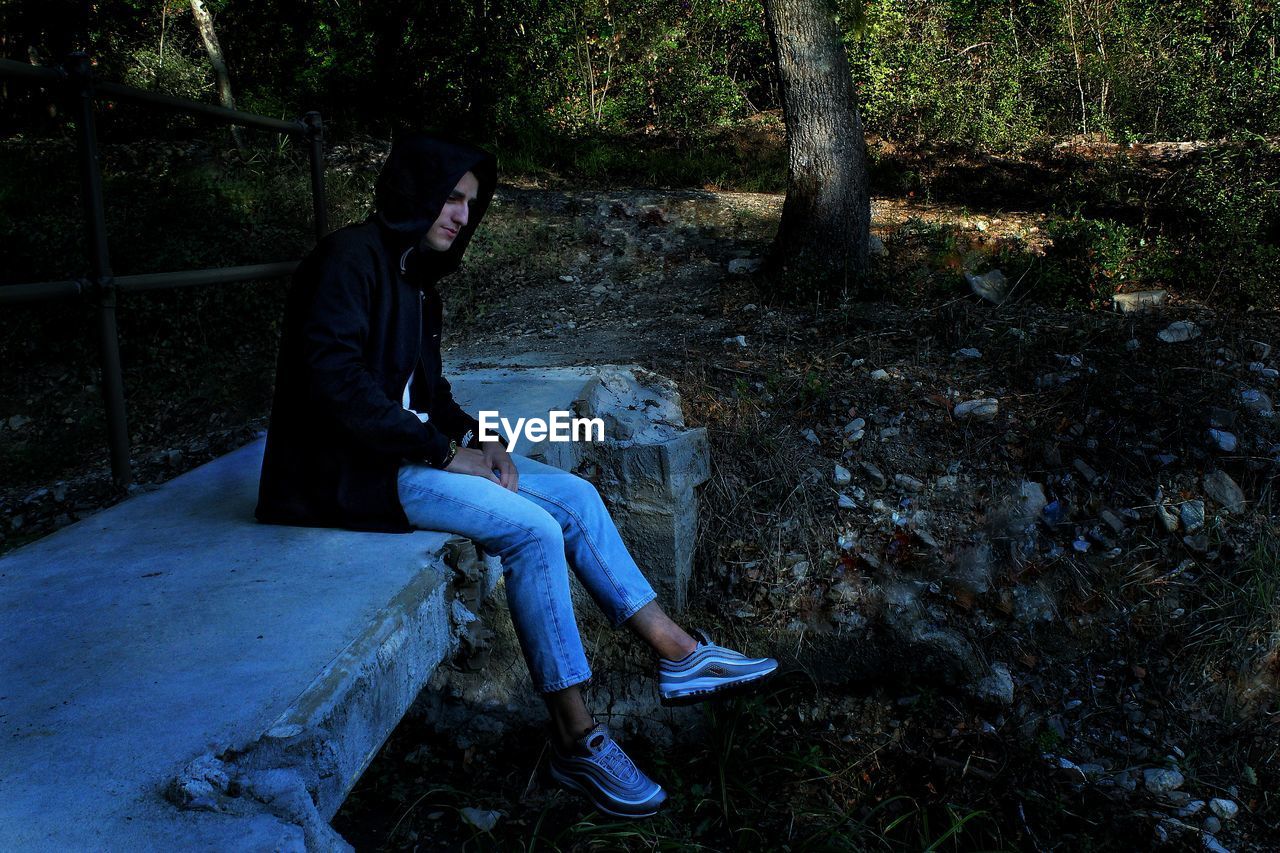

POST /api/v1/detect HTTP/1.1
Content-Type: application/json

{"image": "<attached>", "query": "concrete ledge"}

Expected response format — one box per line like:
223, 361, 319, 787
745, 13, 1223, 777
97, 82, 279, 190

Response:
0, 363, 706, 849
0, 440, 499, 850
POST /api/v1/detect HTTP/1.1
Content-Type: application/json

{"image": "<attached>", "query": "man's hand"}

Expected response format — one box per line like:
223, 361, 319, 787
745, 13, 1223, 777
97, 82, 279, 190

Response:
443, 443, 519, 492
443, 447, 500, 484
482, 441, 519, 492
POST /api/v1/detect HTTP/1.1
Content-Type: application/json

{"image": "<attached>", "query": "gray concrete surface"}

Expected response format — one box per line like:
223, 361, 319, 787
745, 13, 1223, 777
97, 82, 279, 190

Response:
0, 440, 499, 851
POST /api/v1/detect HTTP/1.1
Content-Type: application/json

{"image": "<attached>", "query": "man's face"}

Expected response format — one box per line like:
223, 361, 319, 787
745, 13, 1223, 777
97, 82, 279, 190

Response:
421, 171, 480, 252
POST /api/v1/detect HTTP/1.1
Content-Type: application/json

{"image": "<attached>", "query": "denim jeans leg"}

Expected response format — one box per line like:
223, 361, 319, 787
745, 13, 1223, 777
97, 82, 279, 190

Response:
397, 462, 592, 693
510, 454, 657, 627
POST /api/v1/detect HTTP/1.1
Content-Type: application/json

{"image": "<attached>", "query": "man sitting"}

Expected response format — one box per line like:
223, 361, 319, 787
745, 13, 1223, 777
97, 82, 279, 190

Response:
256, 134, 777, 818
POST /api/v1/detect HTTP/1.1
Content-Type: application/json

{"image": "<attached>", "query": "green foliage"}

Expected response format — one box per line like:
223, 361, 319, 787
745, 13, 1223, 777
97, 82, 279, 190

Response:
1038, 215, 1148, 306
1163, 140, 1280, 305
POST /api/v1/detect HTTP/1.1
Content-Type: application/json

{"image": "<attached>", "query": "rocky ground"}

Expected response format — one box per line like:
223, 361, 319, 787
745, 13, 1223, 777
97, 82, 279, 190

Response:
3, 167, 1278, 849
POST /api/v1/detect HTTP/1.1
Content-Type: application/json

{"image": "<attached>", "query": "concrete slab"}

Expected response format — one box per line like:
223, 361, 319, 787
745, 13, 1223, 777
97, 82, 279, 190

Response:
0, 440, 494, 850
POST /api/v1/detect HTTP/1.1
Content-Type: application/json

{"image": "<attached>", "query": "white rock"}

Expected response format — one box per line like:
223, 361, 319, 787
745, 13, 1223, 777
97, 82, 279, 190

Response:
1180, 500, 1205, 533
727, 257, 762, 275
1112, 290, 1168, 313
1143, 767, 1185, 793
894, 474, 925, 492
1203, 469, 1246, 513
966, 268, 1008, 304
973, 662, 1014, 705
1207, 428, 1238, 452
459, 807, 503, 832
870, 369, 890, 381
833, 464, 852, 486
954, 398, 999, 421
1239, 388, 1273, 415
558, 274, 576, 282
1202, 829, 1229, 851
838, 494, 857, 510
1209, 798, 1238, 820
801, 428, 820, 445
1158, 321, 1201, 343
954, 347, 982, 359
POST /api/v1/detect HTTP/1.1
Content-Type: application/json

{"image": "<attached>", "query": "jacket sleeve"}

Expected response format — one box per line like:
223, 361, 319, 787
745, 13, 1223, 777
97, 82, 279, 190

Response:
430, 373, 508, 449
299, 248, 455, 468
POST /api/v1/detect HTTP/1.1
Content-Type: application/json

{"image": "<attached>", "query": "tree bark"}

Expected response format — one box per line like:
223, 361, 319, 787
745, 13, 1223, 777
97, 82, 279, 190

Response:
762, 0, 871, 301
189, 0, 245, 154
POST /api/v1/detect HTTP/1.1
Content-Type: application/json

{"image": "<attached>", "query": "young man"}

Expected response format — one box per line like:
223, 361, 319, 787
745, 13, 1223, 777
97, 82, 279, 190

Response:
256, 134, 777, 818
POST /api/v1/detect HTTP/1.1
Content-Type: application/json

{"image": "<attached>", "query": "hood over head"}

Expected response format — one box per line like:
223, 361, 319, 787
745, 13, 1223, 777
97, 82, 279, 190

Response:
373, 134, 497, 284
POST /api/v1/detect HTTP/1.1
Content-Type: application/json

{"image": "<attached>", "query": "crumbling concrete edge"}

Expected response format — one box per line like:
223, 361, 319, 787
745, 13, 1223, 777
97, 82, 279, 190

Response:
166, 538, 502, 850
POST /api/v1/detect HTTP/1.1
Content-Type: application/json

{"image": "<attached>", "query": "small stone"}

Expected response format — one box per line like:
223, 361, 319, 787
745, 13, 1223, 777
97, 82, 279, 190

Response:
1178, 800, 1207, 818
558, 274, 576, 282
1126, 338, 1142, 351
954, 347, 982, 360
966, 268, 1008, 304
843, 418, 866, 436
870, 368, 890, 381
459, 807, 502, 832
935, 474, 959, 491
1202, 821, 1226, 844
837, 494, 857, 510
722, 335, 748, 347
1157, 321, 1201, 343
1073, 458, 1101, 485
894, 474, 924, 492
1143, 767, 1185, 793
1099, 509, 1126, 535
973, 662, 1014, 705
1164, 790, 1192, 806
1207, 428, 1238, 452
1208, 798, 1238, 821
1112, 290, 1167, 313
954, 398, 999, 421
868, 234, 888, 257
1239, 388, 1273, 416
801, 428, 820, 445
1180, 500, 1205, 533
861, 463, 887, 489
913, 527, 939, 549
834, 464, 852, 486
727, 257, 762, 275
1203, 469, 1246, 513
1250, 340, 1272, 360
1054, 757, 1087, 783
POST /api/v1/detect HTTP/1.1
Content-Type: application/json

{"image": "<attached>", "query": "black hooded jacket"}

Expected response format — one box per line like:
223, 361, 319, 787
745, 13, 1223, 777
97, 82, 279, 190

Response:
256, 136, 499, 532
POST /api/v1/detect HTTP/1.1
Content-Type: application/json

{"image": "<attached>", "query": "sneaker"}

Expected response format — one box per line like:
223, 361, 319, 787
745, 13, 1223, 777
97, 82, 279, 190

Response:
547, 723, 667, 818
657, 629, 778, 706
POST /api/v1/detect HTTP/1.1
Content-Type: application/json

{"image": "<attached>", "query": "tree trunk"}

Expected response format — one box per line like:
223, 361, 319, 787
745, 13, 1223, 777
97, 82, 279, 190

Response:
189, 0, 245, 154
762, 0, 871, 301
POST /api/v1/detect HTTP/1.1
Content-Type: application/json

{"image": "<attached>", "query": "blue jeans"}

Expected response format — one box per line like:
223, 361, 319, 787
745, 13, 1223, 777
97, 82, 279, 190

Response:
397, 453, 657, 693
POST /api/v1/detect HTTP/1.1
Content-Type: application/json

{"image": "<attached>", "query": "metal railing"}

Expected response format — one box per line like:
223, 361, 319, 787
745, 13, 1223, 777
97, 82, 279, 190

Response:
0, 52, 328, 487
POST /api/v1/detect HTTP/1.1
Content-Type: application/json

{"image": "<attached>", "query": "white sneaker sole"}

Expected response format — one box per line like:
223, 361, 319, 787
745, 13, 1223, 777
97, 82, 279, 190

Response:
658, 661, 779, 706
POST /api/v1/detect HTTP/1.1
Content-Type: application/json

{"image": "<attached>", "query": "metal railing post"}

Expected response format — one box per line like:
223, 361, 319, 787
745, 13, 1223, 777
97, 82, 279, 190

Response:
303, 111, 328, 241
66, 52, 132, 488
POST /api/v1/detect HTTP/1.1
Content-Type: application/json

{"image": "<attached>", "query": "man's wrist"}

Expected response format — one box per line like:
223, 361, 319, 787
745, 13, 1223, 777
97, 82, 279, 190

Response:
438, 439, 459, 469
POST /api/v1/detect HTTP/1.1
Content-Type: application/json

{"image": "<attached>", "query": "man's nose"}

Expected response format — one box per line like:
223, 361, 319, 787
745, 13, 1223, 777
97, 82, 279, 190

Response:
453, 203, 469, 227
